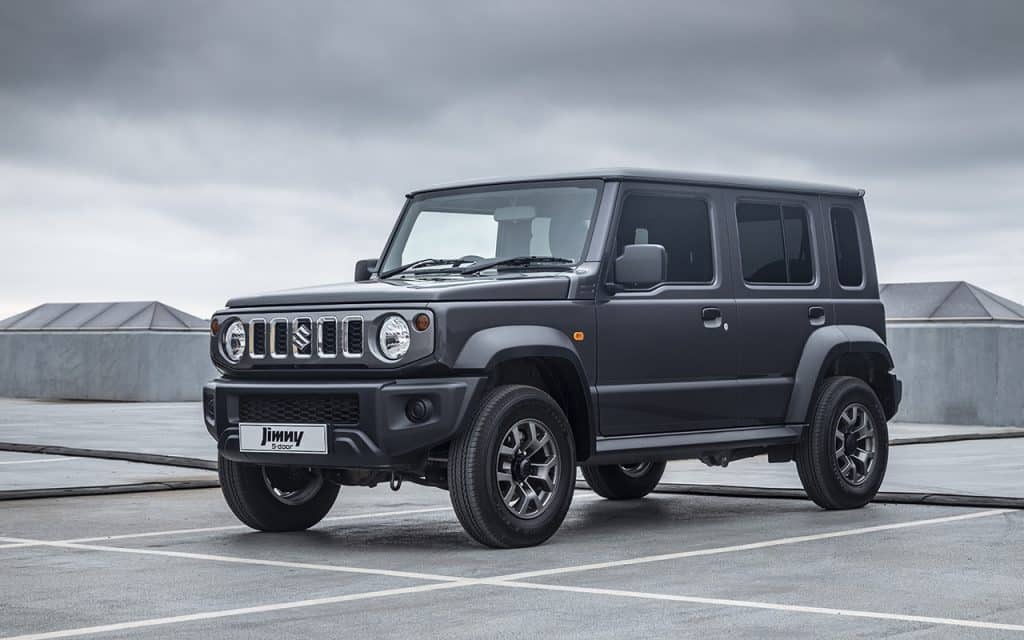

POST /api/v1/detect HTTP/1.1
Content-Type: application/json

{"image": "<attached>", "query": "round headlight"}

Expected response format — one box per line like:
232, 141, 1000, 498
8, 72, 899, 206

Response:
378, 315, 411, 360
221, 320, 246, 363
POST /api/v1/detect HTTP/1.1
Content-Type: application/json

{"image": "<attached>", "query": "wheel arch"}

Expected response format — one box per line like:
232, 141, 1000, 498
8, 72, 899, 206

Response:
453, 326, 596, 460
786, 325, 900, 424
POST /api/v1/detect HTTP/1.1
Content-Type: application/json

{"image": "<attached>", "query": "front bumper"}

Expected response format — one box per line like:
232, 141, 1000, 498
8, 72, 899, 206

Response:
204, 376, 485, 469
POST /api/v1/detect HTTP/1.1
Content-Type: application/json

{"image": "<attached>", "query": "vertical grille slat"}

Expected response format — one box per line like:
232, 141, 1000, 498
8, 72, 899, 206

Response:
250, 320, 267, 358
345, 317, 363, 356
271, 319, 288, 358
318, 317, 338, 357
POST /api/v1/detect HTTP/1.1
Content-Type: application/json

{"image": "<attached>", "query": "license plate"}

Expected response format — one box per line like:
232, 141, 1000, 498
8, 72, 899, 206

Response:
238, 423, 328, 454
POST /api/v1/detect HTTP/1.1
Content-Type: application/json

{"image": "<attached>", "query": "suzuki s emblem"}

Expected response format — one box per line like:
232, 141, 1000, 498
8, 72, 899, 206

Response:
293, 324, 312, 351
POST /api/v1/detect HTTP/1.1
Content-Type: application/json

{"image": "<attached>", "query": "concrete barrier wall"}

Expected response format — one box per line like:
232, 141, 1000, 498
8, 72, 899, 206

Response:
0, 332, 217, 402
886, 323, 1024, 426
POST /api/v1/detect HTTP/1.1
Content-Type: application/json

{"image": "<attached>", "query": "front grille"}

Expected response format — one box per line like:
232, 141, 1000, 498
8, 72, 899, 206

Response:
346, 317, 363, 355
239, 395, 360, 425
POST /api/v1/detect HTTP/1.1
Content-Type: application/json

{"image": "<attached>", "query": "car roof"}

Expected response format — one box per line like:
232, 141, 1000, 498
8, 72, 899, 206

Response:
408, 168, 864, 198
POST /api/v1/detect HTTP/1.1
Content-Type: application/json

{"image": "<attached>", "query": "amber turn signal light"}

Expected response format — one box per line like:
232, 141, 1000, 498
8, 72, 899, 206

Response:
572, 331, 585, 342
210, 318, 220, 336
413, 313, 430, 331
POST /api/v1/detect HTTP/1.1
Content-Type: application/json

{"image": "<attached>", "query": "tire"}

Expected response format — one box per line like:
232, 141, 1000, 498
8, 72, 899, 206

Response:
449, 384, 576, 548
581, 461, 666, 500
219, 457, 340, 532
796, 376, 889, 510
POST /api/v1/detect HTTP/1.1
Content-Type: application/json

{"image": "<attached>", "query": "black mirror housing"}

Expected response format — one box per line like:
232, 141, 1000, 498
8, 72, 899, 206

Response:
614, 244, 667, 289
354, 259, 378, 282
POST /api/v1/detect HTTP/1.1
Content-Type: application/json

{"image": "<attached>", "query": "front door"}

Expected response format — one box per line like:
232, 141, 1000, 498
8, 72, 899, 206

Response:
596, 184, 738, 436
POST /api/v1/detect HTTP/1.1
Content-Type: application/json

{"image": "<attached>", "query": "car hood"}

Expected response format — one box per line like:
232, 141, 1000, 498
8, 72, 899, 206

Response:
225, 273, 572, 308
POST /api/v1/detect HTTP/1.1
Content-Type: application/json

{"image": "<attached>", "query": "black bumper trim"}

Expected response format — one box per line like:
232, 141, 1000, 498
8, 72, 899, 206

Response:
206, 376, 485, 469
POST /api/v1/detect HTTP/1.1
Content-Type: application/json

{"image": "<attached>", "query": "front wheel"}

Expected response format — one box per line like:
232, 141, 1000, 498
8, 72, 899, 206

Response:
581, 461, 666, 500
219, 457, 340, 531
796, 376, 889, 510
448, 385, 576, 548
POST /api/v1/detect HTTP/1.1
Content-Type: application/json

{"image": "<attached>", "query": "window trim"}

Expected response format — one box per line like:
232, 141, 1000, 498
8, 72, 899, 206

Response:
605, 186, 720, 292
829, 205, 866, 291
734, 197, 820, 290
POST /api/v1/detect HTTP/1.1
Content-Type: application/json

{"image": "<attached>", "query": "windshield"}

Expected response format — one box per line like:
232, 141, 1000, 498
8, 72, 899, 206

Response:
380, 182, 601, 274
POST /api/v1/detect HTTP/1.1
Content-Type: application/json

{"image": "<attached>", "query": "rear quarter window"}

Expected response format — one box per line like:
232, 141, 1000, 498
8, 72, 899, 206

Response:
830, 206, 864, 287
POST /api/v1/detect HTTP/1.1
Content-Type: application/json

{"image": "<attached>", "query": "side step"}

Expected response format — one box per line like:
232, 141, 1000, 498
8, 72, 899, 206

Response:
588, 425, 805, 465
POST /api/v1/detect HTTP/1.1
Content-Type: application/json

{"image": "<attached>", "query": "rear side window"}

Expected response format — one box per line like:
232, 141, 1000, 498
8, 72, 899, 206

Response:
830, 206, 864, 287
616, 194, 714, 284
736, 202, 814, 284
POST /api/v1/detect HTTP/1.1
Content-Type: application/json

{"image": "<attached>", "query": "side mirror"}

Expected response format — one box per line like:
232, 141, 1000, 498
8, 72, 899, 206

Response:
354, 259, 378, 282
613, 244, 667, 289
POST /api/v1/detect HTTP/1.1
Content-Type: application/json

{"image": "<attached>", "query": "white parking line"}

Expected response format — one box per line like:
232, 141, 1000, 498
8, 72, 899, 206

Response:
0, 581, 471, 640
0, 508, 1016, 640
0, 536, 465, 583
490, 508, 1013, 581
0, 457, 80, 465
487, 581, 1024, 633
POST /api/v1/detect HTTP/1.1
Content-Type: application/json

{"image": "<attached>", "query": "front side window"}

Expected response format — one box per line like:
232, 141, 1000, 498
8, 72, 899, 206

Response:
830, 206, 864, 287
381, 183, 599, 273
614, 193, 714, 284
736, 202, 814, 284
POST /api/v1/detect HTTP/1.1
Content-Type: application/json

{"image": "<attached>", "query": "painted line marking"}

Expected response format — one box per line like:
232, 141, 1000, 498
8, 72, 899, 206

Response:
0, 536, 465, 583
0, 581, 470, 640
0, 457, 80, 465
490, 508, 1013, 581
483, 581, 1024, 633
0, 508, 1017, 640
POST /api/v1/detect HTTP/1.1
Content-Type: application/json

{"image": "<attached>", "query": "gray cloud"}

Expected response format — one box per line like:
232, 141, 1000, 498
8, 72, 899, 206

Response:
1, 0, 1022, 318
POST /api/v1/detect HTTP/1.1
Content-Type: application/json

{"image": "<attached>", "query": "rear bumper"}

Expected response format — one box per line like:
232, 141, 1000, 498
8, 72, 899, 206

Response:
204, 376, 485, 469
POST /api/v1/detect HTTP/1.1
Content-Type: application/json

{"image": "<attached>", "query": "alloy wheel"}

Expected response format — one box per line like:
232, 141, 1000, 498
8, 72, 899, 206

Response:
495, 418, 560, 519
834, 403, 877, 486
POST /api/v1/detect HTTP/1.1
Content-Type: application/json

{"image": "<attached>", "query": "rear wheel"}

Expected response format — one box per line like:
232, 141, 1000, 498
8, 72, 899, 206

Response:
449, 385, 576, 548
219, 457, 340, 531
796, 376, 889, 510
581, 461, 666, 500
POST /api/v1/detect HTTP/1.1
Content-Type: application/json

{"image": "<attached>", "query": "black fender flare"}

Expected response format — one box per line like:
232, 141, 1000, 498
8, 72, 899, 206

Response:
453, 325, 596, 452
785, 325, 896, 424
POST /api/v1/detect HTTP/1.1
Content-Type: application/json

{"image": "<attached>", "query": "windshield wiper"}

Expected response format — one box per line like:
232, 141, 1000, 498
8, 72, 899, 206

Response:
458, 256, 574, 275
379, 258, 470, 279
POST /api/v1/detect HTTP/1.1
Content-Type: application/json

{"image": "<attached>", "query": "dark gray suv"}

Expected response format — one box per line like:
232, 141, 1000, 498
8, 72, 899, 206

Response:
205, 169, 902, 548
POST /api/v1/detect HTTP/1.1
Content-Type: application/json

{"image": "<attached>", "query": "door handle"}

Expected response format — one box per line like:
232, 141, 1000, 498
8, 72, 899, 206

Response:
808, 306, 826, 327
702, 307, 723, 329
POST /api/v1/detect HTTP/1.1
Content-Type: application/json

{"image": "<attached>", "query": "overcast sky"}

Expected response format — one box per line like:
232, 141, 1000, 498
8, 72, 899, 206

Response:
1, 1, 1022, 320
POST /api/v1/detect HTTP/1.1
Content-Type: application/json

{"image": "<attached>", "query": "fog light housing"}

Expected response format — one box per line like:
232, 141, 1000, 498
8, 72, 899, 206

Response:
405, 398, 432, 423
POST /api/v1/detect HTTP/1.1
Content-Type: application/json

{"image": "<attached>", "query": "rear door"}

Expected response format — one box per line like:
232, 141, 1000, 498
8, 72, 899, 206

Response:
720, 189, 831, 426
595, 183, 739, 436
